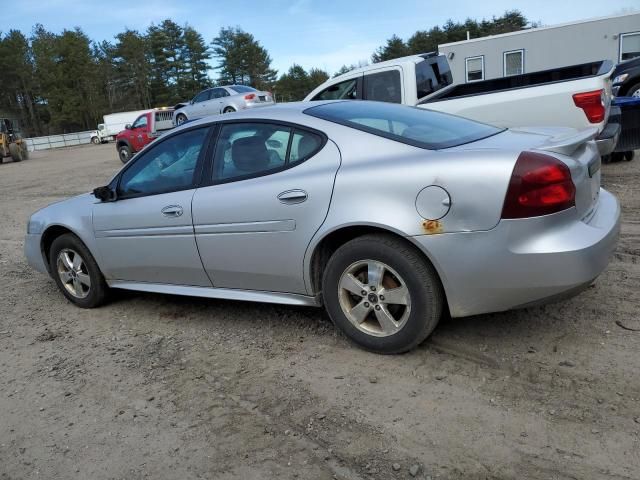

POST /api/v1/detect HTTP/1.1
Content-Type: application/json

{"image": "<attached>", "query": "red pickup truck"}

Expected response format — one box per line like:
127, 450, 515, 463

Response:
115, 108, 175, 163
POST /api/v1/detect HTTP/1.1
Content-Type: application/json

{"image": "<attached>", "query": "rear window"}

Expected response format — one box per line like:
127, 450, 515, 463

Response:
415, 57, 453, 99
229, 85, 258, 93
305, 101, 503, 150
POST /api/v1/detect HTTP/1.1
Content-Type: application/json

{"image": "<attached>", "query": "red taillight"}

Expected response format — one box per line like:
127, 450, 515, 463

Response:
572, 89, 605, 123
501, 152, 576, 219
244, 93, 256, 100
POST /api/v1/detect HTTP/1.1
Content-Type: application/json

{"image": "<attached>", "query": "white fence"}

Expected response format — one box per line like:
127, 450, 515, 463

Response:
25, 130, 95, 152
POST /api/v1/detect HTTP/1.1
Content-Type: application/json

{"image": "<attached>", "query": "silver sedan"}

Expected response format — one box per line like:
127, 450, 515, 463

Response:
173, 85, 274, 126
25, 101, 620, 353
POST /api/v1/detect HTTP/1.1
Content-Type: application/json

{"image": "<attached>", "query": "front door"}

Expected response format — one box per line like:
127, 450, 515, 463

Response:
192, 121, 341, 294
129, 114, 149, 151
93, 126, 212, 286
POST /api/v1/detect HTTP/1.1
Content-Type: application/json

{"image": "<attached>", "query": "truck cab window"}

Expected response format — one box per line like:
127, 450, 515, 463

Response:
363, 70, 402, 103
132, 115, 147, 129
312, 78, 359, 101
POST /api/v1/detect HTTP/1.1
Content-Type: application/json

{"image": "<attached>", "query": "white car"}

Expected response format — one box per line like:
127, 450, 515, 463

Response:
174, 85, 274, 126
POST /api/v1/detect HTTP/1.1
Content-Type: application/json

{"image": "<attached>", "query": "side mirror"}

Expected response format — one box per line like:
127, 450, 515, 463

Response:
125, 124, 132, 130
93, 186, 116, 202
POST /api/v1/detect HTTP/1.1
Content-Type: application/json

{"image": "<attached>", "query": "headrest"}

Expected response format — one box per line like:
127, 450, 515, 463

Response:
231, 136, 269, 172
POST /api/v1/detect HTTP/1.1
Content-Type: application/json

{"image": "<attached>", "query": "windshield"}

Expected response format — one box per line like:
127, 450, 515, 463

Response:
305, 101, 504, 150
229, 85, 258, 94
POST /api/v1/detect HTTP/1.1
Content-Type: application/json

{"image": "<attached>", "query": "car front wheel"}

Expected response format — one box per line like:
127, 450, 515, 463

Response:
322, 234, 443, 354
118, 145, 132, 163
49, 233, 109, 308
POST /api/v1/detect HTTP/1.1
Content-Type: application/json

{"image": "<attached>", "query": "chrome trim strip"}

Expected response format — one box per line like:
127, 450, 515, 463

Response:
194, 219, 296, 234
107, 280, 321, 307
95, 225, 194, 238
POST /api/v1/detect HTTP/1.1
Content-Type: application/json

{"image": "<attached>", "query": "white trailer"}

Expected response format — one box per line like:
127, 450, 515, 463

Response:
90, 109, 149, 144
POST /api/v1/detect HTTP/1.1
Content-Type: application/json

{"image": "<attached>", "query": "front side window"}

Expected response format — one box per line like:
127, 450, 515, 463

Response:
132, 115, 147, 129
305, 101, 503, 150
213, 123, 323, 182
465, 56, 484, 82
193, 90, 210, 103
118, 128, 208, 197
312, 78, 359, 101
620, 32, 640, 61
503, 50, 524, 76
364, 70, 402, 103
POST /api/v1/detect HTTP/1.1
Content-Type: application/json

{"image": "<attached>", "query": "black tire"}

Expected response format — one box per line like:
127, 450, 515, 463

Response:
175, 113, 188, 125
624, 151, 634, 162
20, 142, 29, 160
223, 107, 236, 114
49, 233, 109, 308
625, 82, 640, 98
9, 143, 23, 162
118, 144, 132, 164
322, 234, 443, 354
91, 136, 100, 145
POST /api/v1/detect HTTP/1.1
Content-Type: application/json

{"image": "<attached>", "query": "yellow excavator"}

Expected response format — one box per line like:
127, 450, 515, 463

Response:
0, 118, 29, 163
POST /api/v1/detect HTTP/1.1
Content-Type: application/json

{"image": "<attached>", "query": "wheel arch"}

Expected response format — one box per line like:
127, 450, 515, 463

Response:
620, 75, 640, 96
116, 138, 131, 149
305, 224, 449, 306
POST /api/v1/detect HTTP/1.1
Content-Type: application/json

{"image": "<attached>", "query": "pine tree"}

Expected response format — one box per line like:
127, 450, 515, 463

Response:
212, 27, 276, 89
371, 35, 409, 63
180, 26, 211, 99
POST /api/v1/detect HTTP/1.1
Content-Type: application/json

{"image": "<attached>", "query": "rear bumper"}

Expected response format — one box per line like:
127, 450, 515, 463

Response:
243, 101, 275, 110
595, 106, 621, 156
412, 188, 620, 317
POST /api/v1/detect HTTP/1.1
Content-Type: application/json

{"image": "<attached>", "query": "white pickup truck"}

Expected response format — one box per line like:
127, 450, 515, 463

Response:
305, 54, 620, 155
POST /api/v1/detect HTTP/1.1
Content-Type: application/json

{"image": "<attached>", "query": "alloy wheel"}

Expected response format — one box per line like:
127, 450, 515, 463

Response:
56, 248, 91, 299
337, 259, 411, 337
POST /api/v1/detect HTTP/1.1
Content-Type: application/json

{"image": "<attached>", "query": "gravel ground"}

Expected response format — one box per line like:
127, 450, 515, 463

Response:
1, 144, 639, 480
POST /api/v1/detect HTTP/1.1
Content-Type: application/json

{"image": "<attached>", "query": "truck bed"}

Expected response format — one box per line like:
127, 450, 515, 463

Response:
423, 61, 612, 102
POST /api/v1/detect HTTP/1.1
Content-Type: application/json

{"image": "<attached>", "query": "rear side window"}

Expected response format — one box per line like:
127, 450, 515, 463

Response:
415, 57, 453, 99
305, 101, 504, 150
363, 70, 401, 103
312, 78, 359, 101
213, 123, 324, 182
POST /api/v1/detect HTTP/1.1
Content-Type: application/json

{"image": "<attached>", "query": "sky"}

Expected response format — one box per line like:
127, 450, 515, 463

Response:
6, 0, 639, 76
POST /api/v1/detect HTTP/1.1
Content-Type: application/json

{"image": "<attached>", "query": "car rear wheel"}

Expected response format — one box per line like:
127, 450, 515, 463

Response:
223, 107, 236, 114
175, 113, 188, 125
91, 136, 100, 145
49, 233, 109, 308
322, 234, 443, 354
118, 144, 132, 164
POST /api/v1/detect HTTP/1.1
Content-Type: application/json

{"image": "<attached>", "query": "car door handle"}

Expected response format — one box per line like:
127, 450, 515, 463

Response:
277, 189, 308, 204
161, 205, 184, 217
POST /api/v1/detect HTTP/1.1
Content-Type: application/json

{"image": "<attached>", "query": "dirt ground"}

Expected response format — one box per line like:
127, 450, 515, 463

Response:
0, 144, 639, 480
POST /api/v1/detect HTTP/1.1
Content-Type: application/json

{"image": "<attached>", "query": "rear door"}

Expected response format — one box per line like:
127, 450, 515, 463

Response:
192, 121, 341, 294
